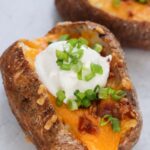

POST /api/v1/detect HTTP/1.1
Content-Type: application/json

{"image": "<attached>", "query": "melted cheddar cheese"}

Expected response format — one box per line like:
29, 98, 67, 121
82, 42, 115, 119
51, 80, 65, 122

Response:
88, 0, 150, 21
21, 38, 137, 150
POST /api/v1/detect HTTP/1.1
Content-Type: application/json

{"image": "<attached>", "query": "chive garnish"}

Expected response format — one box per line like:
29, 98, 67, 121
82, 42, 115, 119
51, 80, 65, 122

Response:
67, 38, 78, 47
85, 72, 95, 81
77, 37, 88, 48
99, 87, 126, 101
100, 114, 121, 132
84, 63, 103, 81
56, 85, 126, 111
136, 0, 149, 3
59, 34, 70, 41
56, 50, 68, 62
67, 99, 78, 111
112, 0, 121, 7
91, 63, 103, 75
56, 90, 66, 106
93, 43, 103, 53
60, 63, 72, 70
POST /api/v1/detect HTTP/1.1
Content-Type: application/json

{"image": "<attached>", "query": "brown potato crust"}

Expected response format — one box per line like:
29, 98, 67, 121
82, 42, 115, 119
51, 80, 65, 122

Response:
0, 21, 142, 150
55, 0, 150, 49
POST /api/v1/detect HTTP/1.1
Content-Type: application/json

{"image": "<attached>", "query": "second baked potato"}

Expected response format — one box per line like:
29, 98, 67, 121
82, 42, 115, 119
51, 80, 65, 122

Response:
56, 0, 150, 49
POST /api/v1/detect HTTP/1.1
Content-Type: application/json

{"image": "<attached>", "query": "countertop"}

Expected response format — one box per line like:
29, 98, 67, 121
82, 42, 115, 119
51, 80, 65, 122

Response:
0, 0, 149, 149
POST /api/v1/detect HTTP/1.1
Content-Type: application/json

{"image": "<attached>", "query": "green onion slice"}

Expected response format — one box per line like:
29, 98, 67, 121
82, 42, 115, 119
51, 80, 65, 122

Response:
99, 87, 126, 101
93, 43, 103, 53
56, 50, 68, 62
85, 72, 95, 81
67, 99, 78, 111
112, 0, 121, 7
91, 63, 103, 75
111, 117, 121, 132
100, 114, 121, 132
59, 34, 70, 41
56, 90, 66, 106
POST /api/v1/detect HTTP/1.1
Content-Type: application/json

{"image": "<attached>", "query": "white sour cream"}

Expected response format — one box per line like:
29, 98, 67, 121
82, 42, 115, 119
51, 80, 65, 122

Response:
35, 41, 112, 103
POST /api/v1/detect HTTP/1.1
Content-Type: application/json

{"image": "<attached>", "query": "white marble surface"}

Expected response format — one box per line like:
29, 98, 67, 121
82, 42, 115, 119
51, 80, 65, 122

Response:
0, 0, 149, 149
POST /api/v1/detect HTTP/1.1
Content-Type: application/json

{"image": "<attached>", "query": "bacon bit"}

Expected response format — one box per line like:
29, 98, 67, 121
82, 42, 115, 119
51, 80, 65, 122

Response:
78, 116, 98, 134
122, 77, 132, 90
89, 102, 99, 117
109, 72, 115, 78
128, 11, 134, 18
98, 101, 120, 119
119, 98, 137, 120
44, 115, 57, 130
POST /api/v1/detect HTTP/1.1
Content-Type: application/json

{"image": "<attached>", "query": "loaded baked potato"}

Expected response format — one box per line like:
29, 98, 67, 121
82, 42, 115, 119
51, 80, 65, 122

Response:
56, 0, 150, 49
0, 21, 142, 150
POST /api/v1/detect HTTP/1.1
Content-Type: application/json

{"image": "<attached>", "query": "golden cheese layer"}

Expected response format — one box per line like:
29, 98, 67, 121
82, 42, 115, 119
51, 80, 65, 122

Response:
21, 37, 137, 150
88, 0, 150, 22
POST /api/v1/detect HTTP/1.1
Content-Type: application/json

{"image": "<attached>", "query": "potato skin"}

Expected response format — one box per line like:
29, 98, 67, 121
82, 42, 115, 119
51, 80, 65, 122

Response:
0, 21, 142, 150
55, 0, 150, 49
0, 42, 86, 150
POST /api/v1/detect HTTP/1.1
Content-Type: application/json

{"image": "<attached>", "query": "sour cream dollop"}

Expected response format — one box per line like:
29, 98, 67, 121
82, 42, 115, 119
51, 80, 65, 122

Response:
35, 41, 111, 102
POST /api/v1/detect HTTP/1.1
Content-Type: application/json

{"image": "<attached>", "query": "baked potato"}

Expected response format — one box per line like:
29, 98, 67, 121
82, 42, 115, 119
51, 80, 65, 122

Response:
56, 0, 150, 49
0, 21, 142, 150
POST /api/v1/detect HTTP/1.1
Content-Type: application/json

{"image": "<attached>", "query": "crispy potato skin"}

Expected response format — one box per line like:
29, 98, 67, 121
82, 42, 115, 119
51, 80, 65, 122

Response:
0, 42, 86, 150
55, 0, 150, 49
0, 21, 142, 150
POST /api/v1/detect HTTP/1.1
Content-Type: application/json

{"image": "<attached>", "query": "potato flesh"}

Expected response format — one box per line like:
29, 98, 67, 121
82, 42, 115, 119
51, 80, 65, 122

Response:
88, 0, 150, 22
22, 36, 137, 150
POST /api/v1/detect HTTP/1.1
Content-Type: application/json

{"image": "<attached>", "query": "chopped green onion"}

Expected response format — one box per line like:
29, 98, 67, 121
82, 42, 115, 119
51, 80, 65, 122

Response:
99, 88, 110, 99
60, 63, 72, 70
70, 49, 84, 60
56, 60, 63, 66
100, 114, 112, 126
136, 0, 148, 3
72, 61, 83, 80
56, 50, 68, 61
67, 99, 78, 111
59, 34, 70, 41
85, 72, 95, 81
99, 87, 126, 101
73, 86, 99, 108
67, 38, 88, 48
93, 43, 103, 53
91, 63, 103, 75
94, 85, 100, 93
56, 90, 66, 106
100, 115, 121, 132
77, 37, 88, 48
81, 99, 91, 108
111, 90, 126, 101
77, 69, 83, 80
84, 63, 103, 81
74, 90, 85, 100
67, 38, 78, 47
111, 117, 121, 132
112, 0, 121, 7
72, 61, 83, 73
85, 89, 97, 101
